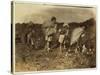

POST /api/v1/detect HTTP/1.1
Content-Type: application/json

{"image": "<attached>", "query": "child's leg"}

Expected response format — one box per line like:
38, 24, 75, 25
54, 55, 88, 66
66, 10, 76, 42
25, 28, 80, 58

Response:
59, 43, 62, 54
45, 36, 51, 52
44, 35, 48, 49
63, 41, 66, 50
59, 35, 63, 54
47, 41, 50, 52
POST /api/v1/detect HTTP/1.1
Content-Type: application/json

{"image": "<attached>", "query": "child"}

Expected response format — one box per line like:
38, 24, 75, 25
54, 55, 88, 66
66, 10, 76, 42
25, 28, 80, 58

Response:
58, 24, 69, 54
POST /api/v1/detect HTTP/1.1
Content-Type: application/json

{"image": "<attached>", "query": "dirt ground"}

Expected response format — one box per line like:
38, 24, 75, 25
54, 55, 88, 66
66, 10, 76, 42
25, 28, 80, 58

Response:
15, 43, 96, 72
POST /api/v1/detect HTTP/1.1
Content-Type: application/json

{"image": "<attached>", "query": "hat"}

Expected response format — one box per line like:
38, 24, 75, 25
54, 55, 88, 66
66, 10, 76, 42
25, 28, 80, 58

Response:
63, 24, 69, 28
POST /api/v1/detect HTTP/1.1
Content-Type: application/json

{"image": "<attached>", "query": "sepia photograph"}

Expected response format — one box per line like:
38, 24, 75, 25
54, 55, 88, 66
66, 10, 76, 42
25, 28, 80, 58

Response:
11, 1, 96, 73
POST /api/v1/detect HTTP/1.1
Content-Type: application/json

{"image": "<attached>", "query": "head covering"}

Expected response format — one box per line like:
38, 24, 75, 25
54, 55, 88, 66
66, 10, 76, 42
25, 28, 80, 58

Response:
51, 16, 56, 21
63, 24, 69, 28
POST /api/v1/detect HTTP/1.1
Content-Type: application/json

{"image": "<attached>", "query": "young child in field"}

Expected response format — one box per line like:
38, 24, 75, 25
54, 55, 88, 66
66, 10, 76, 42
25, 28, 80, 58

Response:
43, 16, 57, 52
58, 24, 69, 54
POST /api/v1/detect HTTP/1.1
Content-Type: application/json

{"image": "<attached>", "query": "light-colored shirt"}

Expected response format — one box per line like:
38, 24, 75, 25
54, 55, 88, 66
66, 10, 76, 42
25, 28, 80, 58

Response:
43, 20, 56, 36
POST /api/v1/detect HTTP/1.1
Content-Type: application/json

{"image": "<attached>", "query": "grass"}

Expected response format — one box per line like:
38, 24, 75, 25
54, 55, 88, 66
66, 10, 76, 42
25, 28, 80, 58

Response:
15, 43, 96, 72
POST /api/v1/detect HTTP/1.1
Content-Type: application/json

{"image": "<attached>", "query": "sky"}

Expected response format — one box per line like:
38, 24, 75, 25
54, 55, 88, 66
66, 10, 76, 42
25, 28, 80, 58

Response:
14, 2, 96, 24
